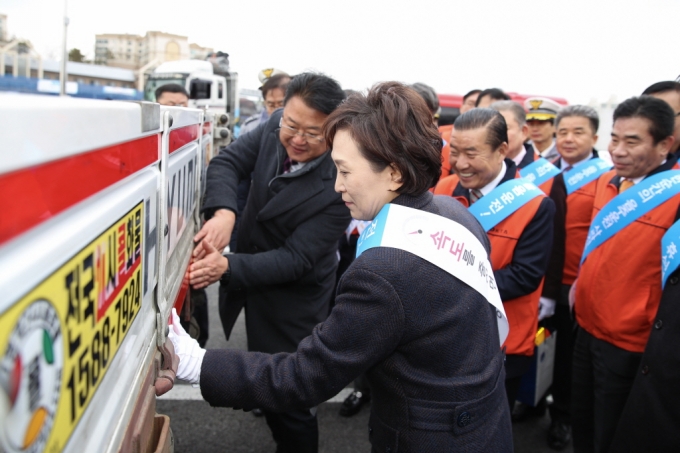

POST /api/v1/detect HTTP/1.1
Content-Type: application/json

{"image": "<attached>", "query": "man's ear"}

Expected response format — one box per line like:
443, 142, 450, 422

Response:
497, 142, 509, 158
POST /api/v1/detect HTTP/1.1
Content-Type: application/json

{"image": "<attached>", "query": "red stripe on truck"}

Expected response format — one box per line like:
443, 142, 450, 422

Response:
0, 135, 159, 246
169, 125, 199, 154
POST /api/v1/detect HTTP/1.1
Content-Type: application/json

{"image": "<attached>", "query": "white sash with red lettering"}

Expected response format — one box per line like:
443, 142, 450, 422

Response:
356, 203, 509, 345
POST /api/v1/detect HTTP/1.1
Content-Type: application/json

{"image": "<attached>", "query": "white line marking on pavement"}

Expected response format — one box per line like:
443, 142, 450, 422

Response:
158, 384, 354, 404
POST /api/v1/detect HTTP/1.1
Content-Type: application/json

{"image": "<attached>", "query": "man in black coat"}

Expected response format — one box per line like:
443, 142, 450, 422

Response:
191, 73, 350, 452
609, 254, 680, 452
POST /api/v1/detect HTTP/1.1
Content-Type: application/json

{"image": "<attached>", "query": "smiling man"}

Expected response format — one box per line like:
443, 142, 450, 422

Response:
189, 73, 350, 453
571, 96, 680, 453
434, 108, 555, 411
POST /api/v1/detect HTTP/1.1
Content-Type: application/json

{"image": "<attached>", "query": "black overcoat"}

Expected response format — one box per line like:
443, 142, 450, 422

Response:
200, 192, 513, 452
609, 269, 680, 452
202, 109, 351, 353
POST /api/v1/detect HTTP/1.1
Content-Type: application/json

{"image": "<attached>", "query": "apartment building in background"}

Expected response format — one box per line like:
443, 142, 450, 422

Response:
94, 31, 213, 70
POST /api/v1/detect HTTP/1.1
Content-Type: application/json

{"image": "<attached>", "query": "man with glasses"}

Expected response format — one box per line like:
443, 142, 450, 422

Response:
189, 72, 350, 453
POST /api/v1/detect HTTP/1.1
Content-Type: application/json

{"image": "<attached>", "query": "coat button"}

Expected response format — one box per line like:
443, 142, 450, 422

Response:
670, 275, 679, 285
655, 320, 663, 330
457, 411, 472, 427
642, 365, 649, 375
368, 427, 373, 434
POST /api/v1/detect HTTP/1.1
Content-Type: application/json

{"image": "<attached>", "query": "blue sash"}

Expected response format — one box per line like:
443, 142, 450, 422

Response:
468, 179, 545, 231
355, 203, 509, 345
662, 219, 680, 288
564, 158, 613, 195
519, 157, 561, 187
581, 170, 680, 264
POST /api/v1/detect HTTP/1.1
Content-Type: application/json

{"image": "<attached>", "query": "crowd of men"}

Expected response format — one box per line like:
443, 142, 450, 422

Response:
157, 75, 680, 453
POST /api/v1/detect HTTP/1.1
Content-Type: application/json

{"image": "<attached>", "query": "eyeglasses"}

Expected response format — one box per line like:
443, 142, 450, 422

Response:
279, 118, 324, 143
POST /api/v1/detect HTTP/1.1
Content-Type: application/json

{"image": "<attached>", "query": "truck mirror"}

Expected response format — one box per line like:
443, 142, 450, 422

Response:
189, 79, 212, 100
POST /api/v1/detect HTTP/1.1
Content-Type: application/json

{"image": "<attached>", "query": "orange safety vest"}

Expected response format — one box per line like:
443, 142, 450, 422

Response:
438, 124, 454, 181
434, 173, 543, 356
562, 178, 597, 285
575, 167, 680, 352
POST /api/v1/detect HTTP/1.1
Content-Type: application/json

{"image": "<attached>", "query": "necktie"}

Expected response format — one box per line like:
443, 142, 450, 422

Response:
282, 157, 298, 174
470, 189, 483, 204
619, 179, 635, 193
563, 165, 573, 173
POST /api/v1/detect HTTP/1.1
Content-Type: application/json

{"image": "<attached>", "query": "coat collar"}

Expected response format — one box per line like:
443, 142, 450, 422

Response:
391, 191, 434, 210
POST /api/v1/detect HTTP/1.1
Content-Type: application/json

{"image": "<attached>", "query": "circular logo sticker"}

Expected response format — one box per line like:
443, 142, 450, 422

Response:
0, 300, 63, 453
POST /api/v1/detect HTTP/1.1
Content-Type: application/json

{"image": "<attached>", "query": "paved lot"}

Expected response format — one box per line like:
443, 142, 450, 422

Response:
158, 283, 572, 453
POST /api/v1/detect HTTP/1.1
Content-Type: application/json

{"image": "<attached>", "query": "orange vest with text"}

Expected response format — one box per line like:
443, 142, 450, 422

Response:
434, 174, 543, 356
575, 166, 680, 352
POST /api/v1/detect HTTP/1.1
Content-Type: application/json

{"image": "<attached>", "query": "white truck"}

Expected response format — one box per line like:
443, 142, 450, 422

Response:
144, 52, 238, 148
0, 94, 215, 453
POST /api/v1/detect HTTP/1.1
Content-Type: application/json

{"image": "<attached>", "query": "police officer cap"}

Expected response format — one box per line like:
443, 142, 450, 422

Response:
258, 68, 287, 86
524, 97, 561, 121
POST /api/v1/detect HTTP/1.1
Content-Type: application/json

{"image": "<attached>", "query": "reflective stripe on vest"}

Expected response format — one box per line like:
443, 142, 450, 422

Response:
356, 203, 509, 345
519, 157, 560, 187
564, 158, 613, 195
468, 179, 544, 232
581, 170, 680, 264
662, 219, 680, 288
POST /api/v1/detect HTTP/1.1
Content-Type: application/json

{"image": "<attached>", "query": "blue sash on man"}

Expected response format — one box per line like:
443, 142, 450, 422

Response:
581, 170, 680, 265
662, 219, 680, 288
467, 179, 544, 232
519, 157, 561, 188
356, 203, 509, 345
563, 158, 613, 195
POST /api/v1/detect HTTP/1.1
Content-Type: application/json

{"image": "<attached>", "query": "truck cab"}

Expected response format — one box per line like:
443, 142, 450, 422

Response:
144, 60, 227, 113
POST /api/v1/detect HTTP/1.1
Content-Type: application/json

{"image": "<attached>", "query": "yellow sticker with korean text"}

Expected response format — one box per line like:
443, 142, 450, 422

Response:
0, 202, 144, 453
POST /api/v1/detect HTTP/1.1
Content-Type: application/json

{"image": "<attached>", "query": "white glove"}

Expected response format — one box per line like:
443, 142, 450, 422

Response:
538, 297, 556, 321
168, 308, 206, 385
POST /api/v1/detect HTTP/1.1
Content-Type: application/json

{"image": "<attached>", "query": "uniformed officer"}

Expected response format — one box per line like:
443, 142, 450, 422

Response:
524, 97, 561, 161
434, 108, 556, 409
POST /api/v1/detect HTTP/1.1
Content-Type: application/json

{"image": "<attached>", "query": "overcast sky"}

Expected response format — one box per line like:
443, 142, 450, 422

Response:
3, 0, 679, 105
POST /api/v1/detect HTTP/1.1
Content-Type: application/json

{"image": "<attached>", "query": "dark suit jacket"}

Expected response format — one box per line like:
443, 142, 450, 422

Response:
517, 148, 567, 302
202, 109, 351, 353
200, 191, 513, 453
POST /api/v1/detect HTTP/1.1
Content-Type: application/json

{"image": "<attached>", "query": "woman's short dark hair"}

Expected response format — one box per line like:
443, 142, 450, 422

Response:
284, 72, 345, 115
261, 73, 291, 99
324, 82, 443, 195
453, 108, 508, 150
613, 96, 675, 145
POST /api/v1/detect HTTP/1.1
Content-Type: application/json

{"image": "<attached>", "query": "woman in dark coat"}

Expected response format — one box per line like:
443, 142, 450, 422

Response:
170, 82, 513, 452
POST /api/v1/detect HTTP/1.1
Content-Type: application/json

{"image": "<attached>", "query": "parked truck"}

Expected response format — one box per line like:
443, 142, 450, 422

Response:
144, 51, 237, 148
0, 94, 215, 453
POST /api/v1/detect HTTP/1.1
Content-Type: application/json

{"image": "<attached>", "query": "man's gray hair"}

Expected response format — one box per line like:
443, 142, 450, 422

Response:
555, 105, 599, 134
490, 100, 526, 127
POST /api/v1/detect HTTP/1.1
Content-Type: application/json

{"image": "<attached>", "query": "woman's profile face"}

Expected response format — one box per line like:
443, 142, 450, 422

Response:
331, 130, 401, 220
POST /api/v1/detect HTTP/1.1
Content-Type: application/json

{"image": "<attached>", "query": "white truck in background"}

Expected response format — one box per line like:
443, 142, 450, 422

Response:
0, 94, 215, 453
144, 51, 238, 148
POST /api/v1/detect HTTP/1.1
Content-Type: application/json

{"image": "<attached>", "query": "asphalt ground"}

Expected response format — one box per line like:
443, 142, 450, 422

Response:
157, 283, 573, 453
